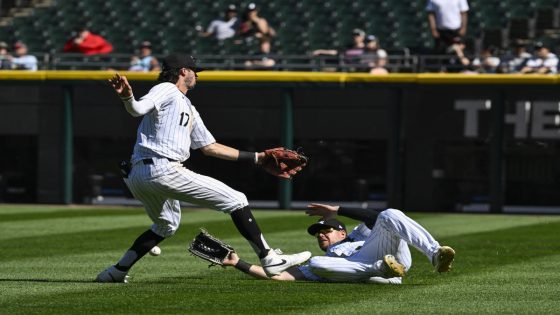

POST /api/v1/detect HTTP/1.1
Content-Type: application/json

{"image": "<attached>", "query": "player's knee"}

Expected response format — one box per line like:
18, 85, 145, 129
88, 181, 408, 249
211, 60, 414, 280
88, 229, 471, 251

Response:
225, 192, 248, 213
151, 223, 178, 238
380, 208, 405, 221
237, 192, 249, 207
236, 192, 249, 208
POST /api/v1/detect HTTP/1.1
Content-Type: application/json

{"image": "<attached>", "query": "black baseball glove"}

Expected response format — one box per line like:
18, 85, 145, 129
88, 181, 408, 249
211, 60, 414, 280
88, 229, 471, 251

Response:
188, 229, 234, 267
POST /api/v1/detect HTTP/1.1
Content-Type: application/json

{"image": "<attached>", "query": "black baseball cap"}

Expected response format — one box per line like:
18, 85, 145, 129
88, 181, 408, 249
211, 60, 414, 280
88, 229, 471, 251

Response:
226, 4, 236, 12
139, 41, 152, 48
352, 28, 365, 37
365, 35, 377, 43
307, 218, 346, 236
162, 53, 205, 72
534, 41, 546, 50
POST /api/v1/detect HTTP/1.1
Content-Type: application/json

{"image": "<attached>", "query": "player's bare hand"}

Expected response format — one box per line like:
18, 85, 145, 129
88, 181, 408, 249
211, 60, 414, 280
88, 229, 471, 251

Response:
306, 203, 339, 220
108, 73, 133, 98
222, 251, 240, 267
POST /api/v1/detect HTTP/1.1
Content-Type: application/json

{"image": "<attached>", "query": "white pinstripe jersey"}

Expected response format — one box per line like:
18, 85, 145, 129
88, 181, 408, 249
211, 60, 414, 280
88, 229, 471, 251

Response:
131, 82, 215, 164
326, 223, 371, 257
298, 223, 371, 280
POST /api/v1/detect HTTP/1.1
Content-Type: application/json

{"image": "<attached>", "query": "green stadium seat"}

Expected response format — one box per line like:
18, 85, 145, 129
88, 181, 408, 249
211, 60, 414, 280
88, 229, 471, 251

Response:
0, 0, 559, 64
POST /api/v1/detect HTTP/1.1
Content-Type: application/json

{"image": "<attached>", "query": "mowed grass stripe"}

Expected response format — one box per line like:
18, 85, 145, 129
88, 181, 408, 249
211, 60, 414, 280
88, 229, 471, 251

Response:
4, 254, 559, 314
0, 214, 150, 241
0, 214, 313, 262
0, 205, 104, 215
2, 207, 559, 264
0, 206, 307, 223
0, 211, 237, 241
405, 213, 560, 238
0, 208, 306, 241
2, 213, 558, 278
0, 206, 306, 222
0, 208, 144, 222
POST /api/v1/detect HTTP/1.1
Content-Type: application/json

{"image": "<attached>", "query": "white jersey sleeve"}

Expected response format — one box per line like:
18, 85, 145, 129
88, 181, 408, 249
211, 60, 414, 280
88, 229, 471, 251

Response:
139, 82, 177, 110
296, 224, 374, 282
326, 239, 365, 257
297, 264, 323, 281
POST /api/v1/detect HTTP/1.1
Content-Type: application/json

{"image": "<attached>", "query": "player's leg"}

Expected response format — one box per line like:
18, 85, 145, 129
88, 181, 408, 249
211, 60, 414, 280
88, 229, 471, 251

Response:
350, 226, 414, 275
371, 209, 454, 272
307, 255, 405, 282
96, 198, 175, 283
112, 197, 180, 272
156, 164, 269, 255
162, 165, 311, 275
350, 218, 411, 271
96, 166, 180, 283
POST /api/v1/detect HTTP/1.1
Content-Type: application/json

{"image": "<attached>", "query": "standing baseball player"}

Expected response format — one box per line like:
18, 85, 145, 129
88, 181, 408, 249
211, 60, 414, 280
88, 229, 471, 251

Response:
96, 53, 310, 283
222, 204, 455, 284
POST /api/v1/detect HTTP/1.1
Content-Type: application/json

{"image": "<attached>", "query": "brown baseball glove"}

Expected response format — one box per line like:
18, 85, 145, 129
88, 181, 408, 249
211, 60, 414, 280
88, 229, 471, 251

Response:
259, 147, 308, 179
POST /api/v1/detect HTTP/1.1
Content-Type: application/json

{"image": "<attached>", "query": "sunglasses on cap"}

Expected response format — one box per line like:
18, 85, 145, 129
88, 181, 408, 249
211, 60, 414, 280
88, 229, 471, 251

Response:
314, 228, 336, 237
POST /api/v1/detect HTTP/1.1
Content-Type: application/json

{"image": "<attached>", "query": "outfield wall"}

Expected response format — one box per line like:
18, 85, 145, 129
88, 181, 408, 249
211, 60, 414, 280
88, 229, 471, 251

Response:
1, 71, 559, 212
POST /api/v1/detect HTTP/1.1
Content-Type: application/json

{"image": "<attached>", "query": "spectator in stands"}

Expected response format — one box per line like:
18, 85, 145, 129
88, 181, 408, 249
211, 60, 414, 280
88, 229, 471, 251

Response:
0, 41, 12, 69
128, 41, 160, 72
444, 37, 471, 72
361, 35, 389, 74
520, 42, 558, 74
311, 28, 368, 71
471, 46, 500, 73
312, 28, 367, 58
503, 39, 532, 73
63, 27, 113, 55
426, 0, 469, 54
11, 41, 37, 71
237, 3, 276, 55
198, 4, 239, 41
344, 28, 367, 58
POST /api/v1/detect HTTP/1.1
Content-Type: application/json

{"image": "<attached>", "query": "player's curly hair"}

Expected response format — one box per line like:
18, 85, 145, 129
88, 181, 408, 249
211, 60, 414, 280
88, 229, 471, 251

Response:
157, 68, 181, 83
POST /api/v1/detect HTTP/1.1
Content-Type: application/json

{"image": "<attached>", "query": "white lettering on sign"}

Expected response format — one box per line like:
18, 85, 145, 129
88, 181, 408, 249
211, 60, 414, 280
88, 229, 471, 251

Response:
455, 100, 560, 139
454, 100, 487, 137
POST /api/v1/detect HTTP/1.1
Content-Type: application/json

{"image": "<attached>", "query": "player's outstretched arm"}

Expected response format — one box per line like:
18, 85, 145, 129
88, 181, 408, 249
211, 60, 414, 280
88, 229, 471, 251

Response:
223, 252, 305, 281
108, 73, 133, 98
306, 203, 339, 220
307, 203, 380, 228
109, 73, 155, 117
200, 143, 250, 161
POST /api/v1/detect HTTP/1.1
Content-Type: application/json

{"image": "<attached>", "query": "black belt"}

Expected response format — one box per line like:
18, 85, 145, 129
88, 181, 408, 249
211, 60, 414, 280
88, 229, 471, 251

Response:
142, 158, 178, 165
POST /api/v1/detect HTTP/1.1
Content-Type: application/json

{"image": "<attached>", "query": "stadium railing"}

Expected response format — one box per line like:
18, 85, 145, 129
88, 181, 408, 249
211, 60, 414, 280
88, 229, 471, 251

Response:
17, 52, 507, 73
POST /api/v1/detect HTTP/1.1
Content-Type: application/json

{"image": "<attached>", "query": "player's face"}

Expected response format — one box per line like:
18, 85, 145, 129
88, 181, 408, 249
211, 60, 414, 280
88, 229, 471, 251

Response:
315, 228, 347, 251
185, 68, 197, 90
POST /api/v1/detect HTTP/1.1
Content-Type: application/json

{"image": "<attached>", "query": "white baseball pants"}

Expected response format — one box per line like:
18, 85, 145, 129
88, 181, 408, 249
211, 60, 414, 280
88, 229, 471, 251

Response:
124, 158, 249, 237
309, 209, 441, 282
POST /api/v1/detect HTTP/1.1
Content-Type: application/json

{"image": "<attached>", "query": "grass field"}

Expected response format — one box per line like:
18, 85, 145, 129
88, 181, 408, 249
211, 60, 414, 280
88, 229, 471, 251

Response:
1, 205, 559, 314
